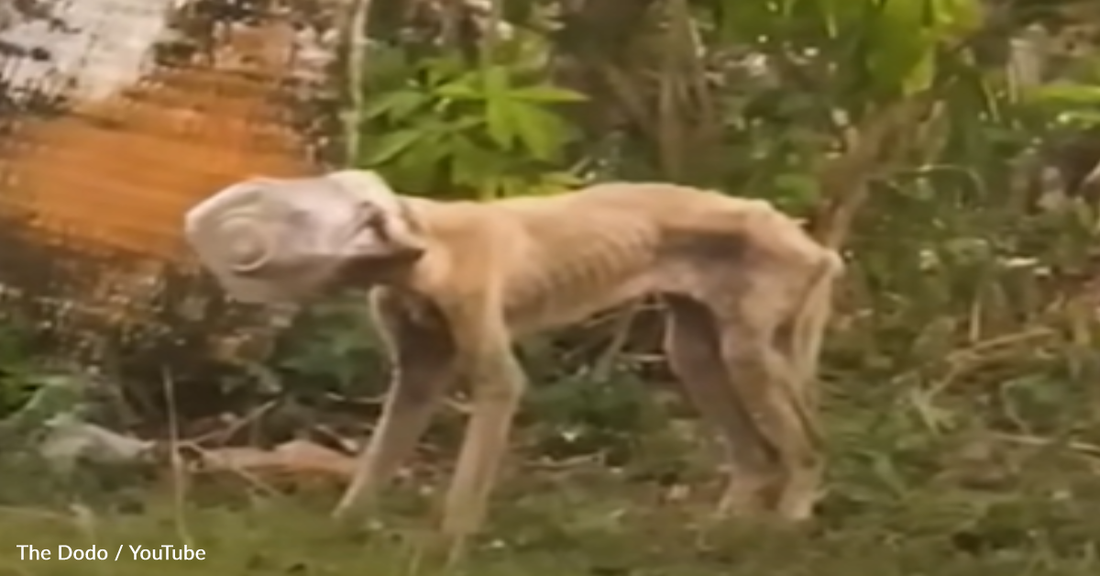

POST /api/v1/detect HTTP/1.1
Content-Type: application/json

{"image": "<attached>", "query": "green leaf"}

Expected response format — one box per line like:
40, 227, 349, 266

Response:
359, 128, 426, 166
422, 56, 466, 86
450, 134, 508, 187
475, 66, 521, 150
435, 79, 483, 101
510, 84, 588, 103
485, 97, 518, 150
865, 0, 938, 97
509, 102, 569, 161
476, 175, 511, 200
387, 129, 451, 192
1059, 109, 1100, 128
360, 89, 429, 122
1026, 83, 1100, 105
902, 38, 937, 95
816, 0, 840, 38
445, 116, 485, 133
529, 171, 585, 195
930, 0, 982, 37
482, 65, 512, 100
403, 133, 451, 171
491, 175, 528, 199
773, 171, 820, 204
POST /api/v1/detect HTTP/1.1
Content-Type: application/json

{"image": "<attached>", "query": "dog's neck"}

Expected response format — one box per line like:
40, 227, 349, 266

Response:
336, 196, 452, 293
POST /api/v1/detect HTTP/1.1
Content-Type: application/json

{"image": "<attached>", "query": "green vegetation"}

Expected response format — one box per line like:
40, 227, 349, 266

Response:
6, 0, 1100, 574
1, 444, 1100, 575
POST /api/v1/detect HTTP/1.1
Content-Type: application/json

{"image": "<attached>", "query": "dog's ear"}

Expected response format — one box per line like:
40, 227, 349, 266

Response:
323, 170, 428, 263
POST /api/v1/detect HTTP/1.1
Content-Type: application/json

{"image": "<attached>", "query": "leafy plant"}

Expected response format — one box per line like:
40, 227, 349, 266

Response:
355, 52, 587, 199
270, 293, 386, 399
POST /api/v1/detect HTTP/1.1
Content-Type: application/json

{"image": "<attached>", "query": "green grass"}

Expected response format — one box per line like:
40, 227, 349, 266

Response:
0, 446, 1099, 576
0, 369, 1098, 576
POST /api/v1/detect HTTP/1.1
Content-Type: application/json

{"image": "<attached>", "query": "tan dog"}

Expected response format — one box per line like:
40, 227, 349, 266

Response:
184, 170, 843, 563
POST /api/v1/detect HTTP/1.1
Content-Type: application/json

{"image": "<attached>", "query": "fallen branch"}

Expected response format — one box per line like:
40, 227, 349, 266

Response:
186, 399, 278, 446
991, 431, 1100, 460
188, 439, 358, 482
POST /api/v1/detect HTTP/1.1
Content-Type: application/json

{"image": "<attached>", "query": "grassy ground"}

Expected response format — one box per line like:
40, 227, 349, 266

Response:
0, 442, 1099, 576
0, 365, 1097, 575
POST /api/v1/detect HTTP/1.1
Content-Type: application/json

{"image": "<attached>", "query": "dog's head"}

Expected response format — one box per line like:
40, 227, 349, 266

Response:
184, 170, 427, 304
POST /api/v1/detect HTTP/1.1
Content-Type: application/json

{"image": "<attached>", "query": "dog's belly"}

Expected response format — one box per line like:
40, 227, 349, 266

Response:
504, 273, 651, 336
498, 216, 658, 335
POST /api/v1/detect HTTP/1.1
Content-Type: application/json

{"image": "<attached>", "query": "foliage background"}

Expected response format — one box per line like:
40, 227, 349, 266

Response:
6, 0, 1100, 573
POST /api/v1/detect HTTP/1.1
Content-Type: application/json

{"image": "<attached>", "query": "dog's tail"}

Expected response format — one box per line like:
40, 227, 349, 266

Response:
786, 248, 844, 444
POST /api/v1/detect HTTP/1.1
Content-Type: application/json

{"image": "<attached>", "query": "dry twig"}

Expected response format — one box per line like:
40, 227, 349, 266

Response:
161, 368, 194, 548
